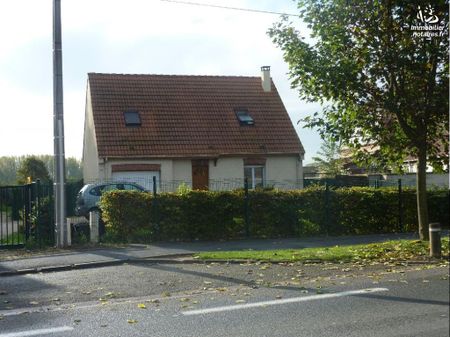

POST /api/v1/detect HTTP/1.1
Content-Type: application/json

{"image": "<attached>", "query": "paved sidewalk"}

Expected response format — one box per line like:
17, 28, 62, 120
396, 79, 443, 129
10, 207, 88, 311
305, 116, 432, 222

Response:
0, 232, 426, 276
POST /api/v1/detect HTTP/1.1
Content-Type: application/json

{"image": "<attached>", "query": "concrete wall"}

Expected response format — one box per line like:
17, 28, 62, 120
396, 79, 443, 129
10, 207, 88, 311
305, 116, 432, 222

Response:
381, 173, 449, 188
82, 83, 100, 183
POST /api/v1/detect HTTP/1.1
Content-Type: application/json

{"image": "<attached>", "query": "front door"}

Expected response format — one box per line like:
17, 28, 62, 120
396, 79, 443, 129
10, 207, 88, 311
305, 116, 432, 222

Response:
192, 160, 209, 190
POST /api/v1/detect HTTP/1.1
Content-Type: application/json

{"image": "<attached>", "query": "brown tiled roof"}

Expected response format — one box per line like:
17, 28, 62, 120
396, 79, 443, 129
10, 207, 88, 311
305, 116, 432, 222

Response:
88, 73, 304, 158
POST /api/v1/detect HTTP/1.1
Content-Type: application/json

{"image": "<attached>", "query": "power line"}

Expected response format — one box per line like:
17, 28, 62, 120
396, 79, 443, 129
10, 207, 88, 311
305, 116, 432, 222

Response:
160, 0, 299, 17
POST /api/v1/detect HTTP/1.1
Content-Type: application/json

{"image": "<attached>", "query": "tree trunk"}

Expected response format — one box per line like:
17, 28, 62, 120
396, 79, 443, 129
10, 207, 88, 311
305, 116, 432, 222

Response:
416, 146, 429, 240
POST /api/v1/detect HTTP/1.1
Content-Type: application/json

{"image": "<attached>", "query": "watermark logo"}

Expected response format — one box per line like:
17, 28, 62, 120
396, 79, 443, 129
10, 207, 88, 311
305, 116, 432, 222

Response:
416, 5, 439, 24
405, 4, 445, 40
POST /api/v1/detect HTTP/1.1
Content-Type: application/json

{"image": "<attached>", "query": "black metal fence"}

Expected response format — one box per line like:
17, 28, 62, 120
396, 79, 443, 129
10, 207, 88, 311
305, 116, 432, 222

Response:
0, 182, 52, 248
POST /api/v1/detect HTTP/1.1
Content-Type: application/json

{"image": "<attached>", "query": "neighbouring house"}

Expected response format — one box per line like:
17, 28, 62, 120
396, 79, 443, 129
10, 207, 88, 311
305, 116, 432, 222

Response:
340, 144, 449, 188
82, 67, 305, 192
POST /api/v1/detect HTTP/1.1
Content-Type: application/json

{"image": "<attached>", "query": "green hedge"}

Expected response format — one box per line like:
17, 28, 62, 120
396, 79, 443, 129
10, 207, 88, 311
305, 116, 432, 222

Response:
100, 187, 449, 242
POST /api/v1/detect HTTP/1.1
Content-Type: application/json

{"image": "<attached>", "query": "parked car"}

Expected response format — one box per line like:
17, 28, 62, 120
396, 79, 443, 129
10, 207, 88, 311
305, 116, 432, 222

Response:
75, 182, 146, 218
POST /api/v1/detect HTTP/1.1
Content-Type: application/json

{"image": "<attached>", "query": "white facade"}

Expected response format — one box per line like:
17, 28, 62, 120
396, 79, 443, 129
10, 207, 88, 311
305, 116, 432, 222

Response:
83, 156, 303, 192
82, 83, 100, 182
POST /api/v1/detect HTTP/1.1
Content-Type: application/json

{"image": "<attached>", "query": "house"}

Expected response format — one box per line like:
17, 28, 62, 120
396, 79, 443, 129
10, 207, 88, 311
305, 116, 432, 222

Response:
339, 144, 449, 188
82, 67, 305, 191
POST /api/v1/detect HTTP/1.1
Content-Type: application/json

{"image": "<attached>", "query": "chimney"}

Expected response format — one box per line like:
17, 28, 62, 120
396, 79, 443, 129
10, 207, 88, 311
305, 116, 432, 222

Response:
261, 66, 271, 92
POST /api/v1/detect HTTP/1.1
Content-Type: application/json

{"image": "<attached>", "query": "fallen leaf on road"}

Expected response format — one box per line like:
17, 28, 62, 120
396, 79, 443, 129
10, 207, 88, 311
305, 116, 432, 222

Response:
203, 281, 212, 285
74, 319, 81, 324
137, 303, 146, 309
29, 301, 39, 305
162, 291, 171, 297
180, 298, 190, 302
235, 300, 246, 304
127, 319, 138, 324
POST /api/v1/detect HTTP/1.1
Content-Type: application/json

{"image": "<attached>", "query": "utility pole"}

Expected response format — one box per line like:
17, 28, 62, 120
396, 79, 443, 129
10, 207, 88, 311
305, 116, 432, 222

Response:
53, 0, 67, 247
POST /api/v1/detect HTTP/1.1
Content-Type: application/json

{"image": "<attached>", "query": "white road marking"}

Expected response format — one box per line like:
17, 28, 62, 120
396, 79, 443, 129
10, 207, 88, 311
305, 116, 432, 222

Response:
0, 326, 74, 337
183, 287, 389, 315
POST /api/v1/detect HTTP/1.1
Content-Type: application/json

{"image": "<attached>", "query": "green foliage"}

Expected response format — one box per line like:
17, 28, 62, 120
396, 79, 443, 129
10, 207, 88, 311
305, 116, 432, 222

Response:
0, 155, 82, 186
100, 187, 449, 243
312, 137, 344, 177
268, 0, 449, 239
17, 157, 50, 184
72, 231, 89, 245
269, 1, 448, 169
0, 156, 19, 186
176, 182, 192, 195
29, 196, 54, 247
100, 190, 152, 240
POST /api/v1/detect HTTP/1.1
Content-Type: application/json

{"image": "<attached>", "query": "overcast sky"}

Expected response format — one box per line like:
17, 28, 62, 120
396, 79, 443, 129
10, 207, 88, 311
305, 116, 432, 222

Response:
0, 0, 322, 163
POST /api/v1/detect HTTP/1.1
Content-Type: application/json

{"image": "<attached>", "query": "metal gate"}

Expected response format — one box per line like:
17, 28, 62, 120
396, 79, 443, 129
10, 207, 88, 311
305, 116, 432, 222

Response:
0, 181, 54, 249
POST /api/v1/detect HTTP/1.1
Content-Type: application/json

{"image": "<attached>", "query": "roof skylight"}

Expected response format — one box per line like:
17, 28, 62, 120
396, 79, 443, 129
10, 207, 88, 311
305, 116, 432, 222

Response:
124, 110, 141, 126
235, 109, 254, 125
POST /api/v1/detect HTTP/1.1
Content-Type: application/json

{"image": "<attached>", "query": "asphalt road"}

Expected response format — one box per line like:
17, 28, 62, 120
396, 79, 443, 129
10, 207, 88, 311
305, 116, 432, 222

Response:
0, 261, 448, 337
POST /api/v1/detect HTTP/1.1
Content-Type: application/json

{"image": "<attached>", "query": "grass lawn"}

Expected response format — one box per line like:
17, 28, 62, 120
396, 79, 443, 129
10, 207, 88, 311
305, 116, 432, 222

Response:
195, 238, 450, 263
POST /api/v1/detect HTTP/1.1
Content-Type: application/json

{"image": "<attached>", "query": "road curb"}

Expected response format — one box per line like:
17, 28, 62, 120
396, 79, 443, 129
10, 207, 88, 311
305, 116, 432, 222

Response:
0, 254, 196, 277
2, 256, 446, 277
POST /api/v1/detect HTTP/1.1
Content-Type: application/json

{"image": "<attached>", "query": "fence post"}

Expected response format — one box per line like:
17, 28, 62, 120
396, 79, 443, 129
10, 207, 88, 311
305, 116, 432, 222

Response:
325, 180, 330, 236
244, 177, 250, 238
89, 210, 99, 243
24, 184, 32, 242
152, 176, 159, 239
35, 179, 41, 246
398, 178, 403, 232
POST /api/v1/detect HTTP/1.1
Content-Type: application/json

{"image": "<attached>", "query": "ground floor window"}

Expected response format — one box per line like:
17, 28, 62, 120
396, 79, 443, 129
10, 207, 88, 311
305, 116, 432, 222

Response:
244, 166, 265, 189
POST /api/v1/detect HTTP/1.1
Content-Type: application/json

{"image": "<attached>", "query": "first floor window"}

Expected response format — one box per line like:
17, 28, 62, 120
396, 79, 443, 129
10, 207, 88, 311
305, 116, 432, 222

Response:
244, 166, 265, 189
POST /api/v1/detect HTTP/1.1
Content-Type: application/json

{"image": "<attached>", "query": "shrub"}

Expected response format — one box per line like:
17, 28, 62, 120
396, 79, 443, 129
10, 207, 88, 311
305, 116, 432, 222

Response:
100, 190, 152, 240
100, 187, 449, 243
29, 196, 54, 246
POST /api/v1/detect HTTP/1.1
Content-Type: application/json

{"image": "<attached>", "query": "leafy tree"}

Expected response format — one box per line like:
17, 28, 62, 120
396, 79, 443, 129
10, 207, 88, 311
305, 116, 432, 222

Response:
312, 137, 344, 177
65, 157, 83, 182
0, 156, 82, 185
17, 157, 50, 184
269, 0, 448, 240
0, 157, 19, 186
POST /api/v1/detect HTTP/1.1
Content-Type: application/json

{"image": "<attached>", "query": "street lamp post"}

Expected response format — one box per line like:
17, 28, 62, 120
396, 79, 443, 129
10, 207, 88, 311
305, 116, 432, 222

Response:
53, 0, 67, 247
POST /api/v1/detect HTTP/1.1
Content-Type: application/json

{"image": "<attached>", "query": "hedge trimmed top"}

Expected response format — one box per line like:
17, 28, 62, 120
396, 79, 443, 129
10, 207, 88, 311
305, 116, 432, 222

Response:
100, 187, 449, 243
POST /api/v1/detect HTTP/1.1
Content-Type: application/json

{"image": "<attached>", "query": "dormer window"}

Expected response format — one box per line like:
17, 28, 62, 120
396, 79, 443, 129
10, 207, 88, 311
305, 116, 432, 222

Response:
124, 110, 141, 126
235, 109, 254, 125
